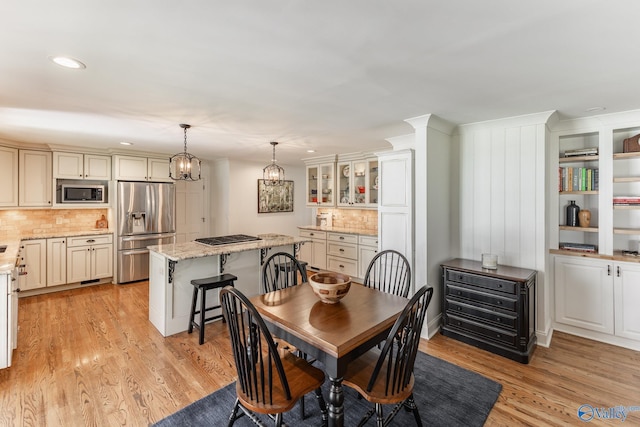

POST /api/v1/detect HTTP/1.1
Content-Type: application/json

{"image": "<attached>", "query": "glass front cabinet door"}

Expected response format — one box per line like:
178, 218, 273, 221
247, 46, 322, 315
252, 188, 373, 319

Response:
337, 156, 378, 208
306, 163, 335, 206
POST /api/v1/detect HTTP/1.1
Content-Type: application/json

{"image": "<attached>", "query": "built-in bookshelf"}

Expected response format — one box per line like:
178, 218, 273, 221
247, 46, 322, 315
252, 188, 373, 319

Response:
612, 128, 640, 252
550, 115, 640, 258
556, 132, 600, 253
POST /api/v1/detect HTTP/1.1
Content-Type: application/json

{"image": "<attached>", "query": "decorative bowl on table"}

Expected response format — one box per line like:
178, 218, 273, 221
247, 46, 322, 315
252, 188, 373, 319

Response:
309, 272, 351, 304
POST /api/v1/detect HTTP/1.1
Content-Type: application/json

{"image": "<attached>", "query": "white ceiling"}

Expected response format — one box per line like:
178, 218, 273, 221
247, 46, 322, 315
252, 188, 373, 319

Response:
2, 0, 640, 165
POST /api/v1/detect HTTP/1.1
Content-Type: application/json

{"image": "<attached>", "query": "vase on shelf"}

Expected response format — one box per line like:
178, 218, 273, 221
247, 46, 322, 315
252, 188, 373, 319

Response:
566, 200, 580, 227
578, 209, 591, 228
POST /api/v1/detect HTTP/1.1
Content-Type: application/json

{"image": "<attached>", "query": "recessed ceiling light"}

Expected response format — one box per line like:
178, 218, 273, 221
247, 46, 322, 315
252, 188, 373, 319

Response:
585, 106, 606, 113
120, 141, 133, 146
307, 149, 316, 153
49, 56, 86, 69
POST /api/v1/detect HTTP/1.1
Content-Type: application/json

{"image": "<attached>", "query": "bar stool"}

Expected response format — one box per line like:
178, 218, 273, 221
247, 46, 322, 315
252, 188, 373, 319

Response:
188, 273, 237, 345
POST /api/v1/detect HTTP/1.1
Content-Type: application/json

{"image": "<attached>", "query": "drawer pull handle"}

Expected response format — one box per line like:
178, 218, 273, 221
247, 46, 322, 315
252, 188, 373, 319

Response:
457, 306, 462, 310
87, 239, 96, 243
339, 264, 345, 268
339, 248, 344, 252
496, 334, 501, 338
496, 317, 501, 322
339, 236, 344, 240
497, 301, 502, 305
457, 291, 462, 296
310, 233, 314, 236
498, 284, 502, 288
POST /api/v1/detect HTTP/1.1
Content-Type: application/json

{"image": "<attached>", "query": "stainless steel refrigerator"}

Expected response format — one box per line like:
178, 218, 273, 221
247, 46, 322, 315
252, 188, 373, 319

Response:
116, 181, 175, 283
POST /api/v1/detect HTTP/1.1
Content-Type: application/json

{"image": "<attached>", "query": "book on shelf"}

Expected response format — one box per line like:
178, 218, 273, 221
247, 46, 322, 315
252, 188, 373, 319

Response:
613, 196, 640, 205
563, 147, 598, 157
559, 166, 599, 192
559, 242, 598, 252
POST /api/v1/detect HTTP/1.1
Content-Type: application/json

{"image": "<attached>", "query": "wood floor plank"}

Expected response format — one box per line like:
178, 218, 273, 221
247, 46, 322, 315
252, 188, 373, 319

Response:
0, 281, 639, 426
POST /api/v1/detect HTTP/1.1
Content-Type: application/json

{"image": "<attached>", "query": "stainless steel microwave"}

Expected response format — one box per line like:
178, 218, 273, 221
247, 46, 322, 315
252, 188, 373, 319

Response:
61, 184, 105, 203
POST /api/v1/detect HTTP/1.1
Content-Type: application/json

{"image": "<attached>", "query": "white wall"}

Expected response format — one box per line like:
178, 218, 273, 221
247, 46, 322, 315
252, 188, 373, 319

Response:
452, 111, 555, 342
209, 158, 308, 237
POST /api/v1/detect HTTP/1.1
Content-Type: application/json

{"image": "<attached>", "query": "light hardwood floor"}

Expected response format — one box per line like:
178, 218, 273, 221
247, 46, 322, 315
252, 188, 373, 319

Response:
1, 281, 639, 426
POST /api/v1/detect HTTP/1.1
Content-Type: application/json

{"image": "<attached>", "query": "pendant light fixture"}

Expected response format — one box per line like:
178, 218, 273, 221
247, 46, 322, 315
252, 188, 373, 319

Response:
169, 123, 201, 181
263, 141, 285, 185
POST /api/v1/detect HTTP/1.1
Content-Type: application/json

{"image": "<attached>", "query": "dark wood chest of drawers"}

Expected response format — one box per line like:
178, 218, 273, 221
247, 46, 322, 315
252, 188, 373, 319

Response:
441, 258, 536, 363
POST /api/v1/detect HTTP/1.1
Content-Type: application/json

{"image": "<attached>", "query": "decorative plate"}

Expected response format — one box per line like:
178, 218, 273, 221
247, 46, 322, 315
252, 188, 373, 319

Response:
343, 165, 350, 177
373, 175, 379, 190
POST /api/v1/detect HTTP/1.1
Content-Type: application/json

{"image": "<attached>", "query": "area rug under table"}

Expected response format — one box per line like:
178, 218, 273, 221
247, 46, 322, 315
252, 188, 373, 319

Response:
154, 351, 502, 426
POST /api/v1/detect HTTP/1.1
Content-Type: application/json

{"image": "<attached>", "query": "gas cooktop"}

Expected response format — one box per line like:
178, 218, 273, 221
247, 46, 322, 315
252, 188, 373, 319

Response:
195, 234, 262, 246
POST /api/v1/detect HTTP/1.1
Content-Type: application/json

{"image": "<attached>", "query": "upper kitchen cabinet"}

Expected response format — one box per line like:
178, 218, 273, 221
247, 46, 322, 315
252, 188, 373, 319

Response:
113, 155, 172, 182
53, 152, 111, 180
0, 146, 18, 207
337, 154, 378, 208
305, 155, 336, 207
19, 150, 52, 207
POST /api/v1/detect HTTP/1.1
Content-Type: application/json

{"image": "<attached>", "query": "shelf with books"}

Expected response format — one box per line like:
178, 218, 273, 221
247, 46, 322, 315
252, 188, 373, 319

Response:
559, 191, 598, 195
612, 126, 640, 254
559, 155, 599, 164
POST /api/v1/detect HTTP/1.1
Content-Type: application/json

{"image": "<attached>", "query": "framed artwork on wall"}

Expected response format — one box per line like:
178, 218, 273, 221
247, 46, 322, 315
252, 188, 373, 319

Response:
257, 179, 294, 213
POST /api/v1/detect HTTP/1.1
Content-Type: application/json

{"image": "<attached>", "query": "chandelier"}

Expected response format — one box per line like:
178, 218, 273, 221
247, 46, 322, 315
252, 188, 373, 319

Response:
169, 124, 201, 181
263, 141, 285, 185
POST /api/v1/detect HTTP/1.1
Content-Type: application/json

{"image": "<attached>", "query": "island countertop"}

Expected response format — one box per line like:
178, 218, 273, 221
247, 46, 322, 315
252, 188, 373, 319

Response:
147, 233, 310, 262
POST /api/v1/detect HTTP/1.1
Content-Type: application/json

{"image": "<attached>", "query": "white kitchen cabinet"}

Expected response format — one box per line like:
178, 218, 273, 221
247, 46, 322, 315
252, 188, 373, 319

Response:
18, 239, 47, 291
326, 232, 358, 277
53, 152, 111, 180
298, 229, 327, 270
113, 155, 171, 182
613, 262, 640, 340
336, 155, 377, 208
554, 255, 613, 334
147, 157, 172, 182
305, 158, 336, 207
66, 234, 113, 283
377, 149, 413, 263
555, 254, 640, 346
46, 238, 67, 287
19, 150, 52, 207
0, 146, 18, 207
0, 272, 16, 369
358, 235, 378, 279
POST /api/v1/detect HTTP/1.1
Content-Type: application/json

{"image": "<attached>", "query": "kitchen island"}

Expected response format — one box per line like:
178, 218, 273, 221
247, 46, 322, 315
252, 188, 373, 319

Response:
147, 234, 309, 337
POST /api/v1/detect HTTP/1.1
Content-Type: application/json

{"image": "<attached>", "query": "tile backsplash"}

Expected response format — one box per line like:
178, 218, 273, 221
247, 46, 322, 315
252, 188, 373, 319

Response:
317, 208, 378, 232
0, 209, 109, 239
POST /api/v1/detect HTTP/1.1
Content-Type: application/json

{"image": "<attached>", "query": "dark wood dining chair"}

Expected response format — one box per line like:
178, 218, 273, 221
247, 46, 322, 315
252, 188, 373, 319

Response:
364, 249, 411, 298
220, 286, 328, 427
342, 285, 434, 427
261, 251, 314, 418
262, 252, 308, 293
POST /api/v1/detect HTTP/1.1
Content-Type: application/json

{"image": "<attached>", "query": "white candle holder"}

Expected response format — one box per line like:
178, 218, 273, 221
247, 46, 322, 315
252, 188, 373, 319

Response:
482, 253, 498, 270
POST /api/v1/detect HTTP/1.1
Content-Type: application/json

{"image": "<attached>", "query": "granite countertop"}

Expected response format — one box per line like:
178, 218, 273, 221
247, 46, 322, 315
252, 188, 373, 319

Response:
0, 230, 114, 274
298, 225, 378, 237
148, 234, 311, 262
